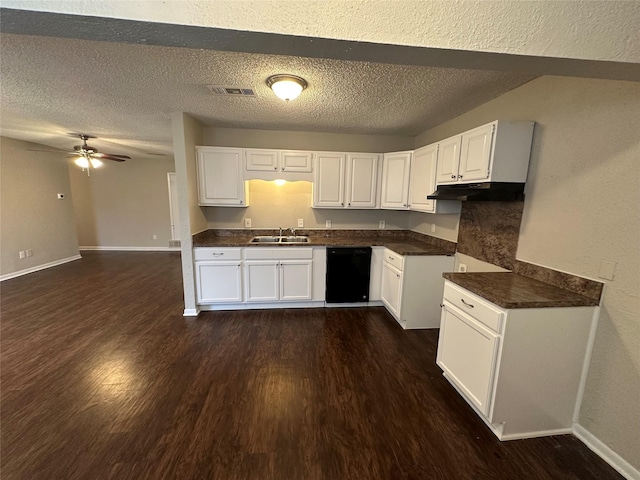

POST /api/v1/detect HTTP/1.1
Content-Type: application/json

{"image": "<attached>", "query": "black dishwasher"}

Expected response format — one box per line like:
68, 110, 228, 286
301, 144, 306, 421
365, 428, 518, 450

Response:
325, 247, 372, 303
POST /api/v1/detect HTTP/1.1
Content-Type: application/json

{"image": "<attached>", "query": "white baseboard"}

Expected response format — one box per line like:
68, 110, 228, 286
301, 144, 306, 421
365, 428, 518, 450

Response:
0, 255, 82, 282
574, 424, 640, 480
80, 246, 180, 252
183, 308, 200, 317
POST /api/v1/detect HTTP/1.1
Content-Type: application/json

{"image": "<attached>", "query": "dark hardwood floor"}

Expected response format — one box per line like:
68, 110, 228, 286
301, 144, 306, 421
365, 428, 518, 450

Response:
1, 251, 623, 479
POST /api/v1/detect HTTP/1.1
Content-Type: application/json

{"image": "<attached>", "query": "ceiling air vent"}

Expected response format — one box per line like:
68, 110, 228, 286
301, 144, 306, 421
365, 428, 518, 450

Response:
207, 85, 255, 97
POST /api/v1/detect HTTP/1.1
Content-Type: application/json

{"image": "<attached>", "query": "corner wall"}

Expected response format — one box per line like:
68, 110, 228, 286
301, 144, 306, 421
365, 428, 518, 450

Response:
416, 76, 640, 472
0, 137, 79, 277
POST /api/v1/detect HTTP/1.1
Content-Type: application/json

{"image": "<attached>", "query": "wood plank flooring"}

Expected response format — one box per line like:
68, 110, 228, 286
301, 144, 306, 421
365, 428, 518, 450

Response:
1, 251, 623, 479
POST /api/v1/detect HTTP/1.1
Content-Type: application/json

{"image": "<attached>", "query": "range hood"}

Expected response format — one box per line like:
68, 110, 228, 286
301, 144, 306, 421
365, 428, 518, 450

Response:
427, 182, 525, 202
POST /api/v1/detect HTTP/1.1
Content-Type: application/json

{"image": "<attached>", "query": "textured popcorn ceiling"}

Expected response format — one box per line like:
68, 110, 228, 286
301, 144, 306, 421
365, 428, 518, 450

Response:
0, 33, 535, 156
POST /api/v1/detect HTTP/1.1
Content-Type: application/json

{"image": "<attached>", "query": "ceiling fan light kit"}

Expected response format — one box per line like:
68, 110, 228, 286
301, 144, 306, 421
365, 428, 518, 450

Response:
266, 74, 307, 101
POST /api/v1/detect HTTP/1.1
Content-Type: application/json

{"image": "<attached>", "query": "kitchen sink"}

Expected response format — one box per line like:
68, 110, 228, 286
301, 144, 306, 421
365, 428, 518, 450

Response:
280, 236, 310, 243
250, 236, 280, 243
249, 235, 309, 244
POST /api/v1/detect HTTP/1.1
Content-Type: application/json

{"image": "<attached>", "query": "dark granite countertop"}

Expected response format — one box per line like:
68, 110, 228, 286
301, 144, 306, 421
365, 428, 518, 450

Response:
442, 272, 600, 309
193, 229, 456, 256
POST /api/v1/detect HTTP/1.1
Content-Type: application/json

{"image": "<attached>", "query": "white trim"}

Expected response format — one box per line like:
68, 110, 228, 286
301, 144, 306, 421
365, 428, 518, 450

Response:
574, 424, 640, 480
0, 255, 82, 281
573, 306, 601, 423
183, 308, 200, 317
199, 301, 325, 311
79, 246, 180, 252
499, 428, 573, 441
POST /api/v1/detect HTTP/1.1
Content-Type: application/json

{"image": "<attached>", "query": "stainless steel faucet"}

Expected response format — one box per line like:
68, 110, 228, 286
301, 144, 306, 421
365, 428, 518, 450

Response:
279, 227, 284, 236
290, 227, 296, 236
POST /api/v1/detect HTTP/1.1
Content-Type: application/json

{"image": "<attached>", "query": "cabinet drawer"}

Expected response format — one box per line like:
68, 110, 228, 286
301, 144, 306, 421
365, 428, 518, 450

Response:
443, 282, 504, 333
194, 248, 242, 261
244, 248, 313, 260
383, 249, 404, 271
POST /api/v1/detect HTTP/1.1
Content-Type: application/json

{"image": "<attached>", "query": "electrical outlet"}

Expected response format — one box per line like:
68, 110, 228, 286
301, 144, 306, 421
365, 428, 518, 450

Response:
379, 220, 385, 229
298, 218, 304, 228
458, 263, 468, 273
19, 250, 26, 259
431, 224, 436, 233
26, 249, 33, 257
245, 218, 252, 228
152, 234, 157, 240
325, 220, 331, 228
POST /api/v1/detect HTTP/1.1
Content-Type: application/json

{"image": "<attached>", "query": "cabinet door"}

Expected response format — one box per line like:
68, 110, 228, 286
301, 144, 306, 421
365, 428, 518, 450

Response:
313, 153, 346, 208
245, 148, 279, 172
244, 260, 279, 302
409, 144, 437, 213
196, 261, 243, 303
197, 147, 247, 206
381, 261, 403, 318
280, 150, 313, 172
280, 260, 313, 301
435, 135, 462, 185
346, 154, 379, 208
459, 123, 494, 182
436, 304, 500, 416
380, 151, 411, 209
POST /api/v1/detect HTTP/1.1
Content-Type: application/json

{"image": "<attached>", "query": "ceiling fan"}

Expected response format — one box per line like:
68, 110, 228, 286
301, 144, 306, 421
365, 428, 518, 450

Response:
29, 133, 130, 176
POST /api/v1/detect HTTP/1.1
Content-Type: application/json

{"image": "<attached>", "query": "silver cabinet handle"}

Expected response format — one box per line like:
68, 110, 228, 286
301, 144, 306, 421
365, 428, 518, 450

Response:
274, 166, 278, 170
396, 274, 400, 279
461, 298, 474, 308
458, 175, 463, 179
212, 253, 224, 256
451, 175, 456, 179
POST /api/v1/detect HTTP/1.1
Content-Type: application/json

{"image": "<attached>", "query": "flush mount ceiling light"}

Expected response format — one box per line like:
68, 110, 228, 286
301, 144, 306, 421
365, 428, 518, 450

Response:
266, 74, 307, 101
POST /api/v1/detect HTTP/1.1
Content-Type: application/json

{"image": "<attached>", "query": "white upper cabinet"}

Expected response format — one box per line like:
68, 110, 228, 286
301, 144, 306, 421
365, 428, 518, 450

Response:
245, 148, 313, 173
313, 152, 379, 209
245, 148, 279, 172
435, 121, 535, 186
380, 151, 412, 210
436, 135, 463, 185
409, 144, 438, 212
280, 150, 313, 172
196, 146, 248, 207
410, 144, 461, 214
345, 153, 379, 208
459, 123, 494, 182
313, 152, 346, 207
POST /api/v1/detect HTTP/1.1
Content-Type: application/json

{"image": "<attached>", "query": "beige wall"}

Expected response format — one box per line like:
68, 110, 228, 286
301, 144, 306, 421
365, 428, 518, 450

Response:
205, 179, 408, 230
0, 137, 79, 276
416, 76, 640, 469
203, 127, 414, 153
202, 127, 415, 230
69, 155, 175, 248
171, 112, 206, 314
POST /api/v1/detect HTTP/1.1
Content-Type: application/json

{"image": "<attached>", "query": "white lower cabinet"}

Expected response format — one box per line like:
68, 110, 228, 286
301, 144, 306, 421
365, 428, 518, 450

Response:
194, 248, 243, 304
380, 248, 454, 329
437, 281, 596, 440
244, 260, 280, 302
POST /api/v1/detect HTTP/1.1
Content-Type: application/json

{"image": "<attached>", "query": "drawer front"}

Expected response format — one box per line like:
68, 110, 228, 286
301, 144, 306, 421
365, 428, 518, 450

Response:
244, 247, 313, 260
443, 282, 504, 333
383, 249, 404, 271
194, 248, 242, 261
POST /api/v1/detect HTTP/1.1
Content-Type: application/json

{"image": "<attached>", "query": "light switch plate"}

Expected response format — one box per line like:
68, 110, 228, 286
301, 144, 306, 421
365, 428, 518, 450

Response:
298, 219, 304, 228
598, 260, 616, 280
245, 218, 252, 228
379, 220, 385, 229
458, 263, 467, 273
325, 220, 331, 228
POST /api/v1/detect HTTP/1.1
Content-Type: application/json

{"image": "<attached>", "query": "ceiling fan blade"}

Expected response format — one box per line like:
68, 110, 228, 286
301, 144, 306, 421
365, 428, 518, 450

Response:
93, 152, 129, 162
27, 148, 74, 153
